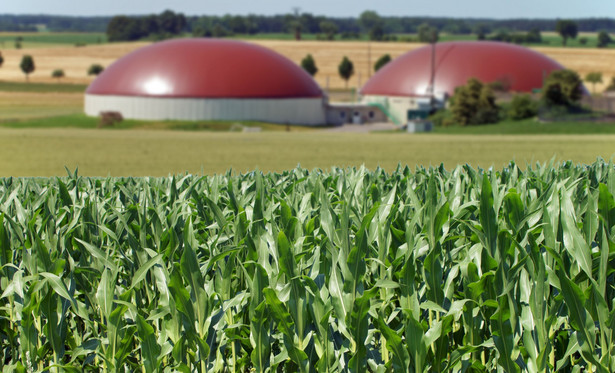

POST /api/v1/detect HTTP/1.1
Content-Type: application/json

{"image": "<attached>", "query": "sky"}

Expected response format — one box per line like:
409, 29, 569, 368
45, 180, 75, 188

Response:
3, 0, 615, 19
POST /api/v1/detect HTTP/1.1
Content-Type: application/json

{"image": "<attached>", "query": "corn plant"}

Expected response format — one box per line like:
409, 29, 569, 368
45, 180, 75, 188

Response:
0, 161, 614, 372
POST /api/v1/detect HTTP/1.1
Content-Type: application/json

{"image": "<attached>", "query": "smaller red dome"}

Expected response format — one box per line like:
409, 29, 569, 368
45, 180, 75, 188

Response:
86, 38, 323, 99
361, 41, 568, 97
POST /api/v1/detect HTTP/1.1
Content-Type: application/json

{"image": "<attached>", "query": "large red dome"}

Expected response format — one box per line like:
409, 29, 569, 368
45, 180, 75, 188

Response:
86, 39, 323, 99
361, 41, 566, 97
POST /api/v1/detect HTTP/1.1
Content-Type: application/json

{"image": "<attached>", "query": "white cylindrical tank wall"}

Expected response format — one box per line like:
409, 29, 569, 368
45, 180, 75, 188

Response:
85, 95, 327, 125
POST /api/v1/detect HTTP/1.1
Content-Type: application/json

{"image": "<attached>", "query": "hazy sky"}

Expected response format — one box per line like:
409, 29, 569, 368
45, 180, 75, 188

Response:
3, 0, 615, 19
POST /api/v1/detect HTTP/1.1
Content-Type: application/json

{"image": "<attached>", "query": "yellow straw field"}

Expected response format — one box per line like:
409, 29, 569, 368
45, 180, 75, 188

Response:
0, 38, 614, 90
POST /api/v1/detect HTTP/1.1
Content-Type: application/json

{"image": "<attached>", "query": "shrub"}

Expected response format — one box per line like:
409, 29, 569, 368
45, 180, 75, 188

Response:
374, 54, 391, 72
51, 69, 65, 80
542, 69, 583, 108
508, 94, 538, 120
88, 64, 104, 76
99, 111, 123, 128
429, 109, 455, 127
451, 78, 500, 126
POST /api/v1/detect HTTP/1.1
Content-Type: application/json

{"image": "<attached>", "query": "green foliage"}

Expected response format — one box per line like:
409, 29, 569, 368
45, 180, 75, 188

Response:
19, 55, 34, 81
51, 69, 64, 80
1, 162, 615, 371
300, 54, 318, 76
338, 56, 354, 88
87, 64, 104, 76
373, 54, 391, 72
555, 19, 578, 46
107, 10, 186, 42
417, 23, 439, 43
542, 69, 583, 108
526, 27, 542, 43
606, 76, 615, 92
597, 30, 612, 48
451, 78, 500, 126
428, 109, 455, 127
318, 20, 338, 40
585, 71, 603, 94
508, 94, 538, 120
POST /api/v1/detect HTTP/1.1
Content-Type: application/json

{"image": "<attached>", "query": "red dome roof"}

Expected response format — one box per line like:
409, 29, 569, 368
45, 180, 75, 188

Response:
86, 39, 323, 99
361, 41, 566, 97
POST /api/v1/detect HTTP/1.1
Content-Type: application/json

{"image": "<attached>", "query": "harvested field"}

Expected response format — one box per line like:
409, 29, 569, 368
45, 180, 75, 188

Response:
0, 91, 83, 120
0, 39, 613, 91
0, 42, 148, 84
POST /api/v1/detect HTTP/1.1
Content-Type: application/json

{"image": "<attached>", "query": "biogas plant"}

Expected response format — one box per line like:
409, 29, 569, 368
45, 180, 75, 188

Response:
85, 39, 567, 126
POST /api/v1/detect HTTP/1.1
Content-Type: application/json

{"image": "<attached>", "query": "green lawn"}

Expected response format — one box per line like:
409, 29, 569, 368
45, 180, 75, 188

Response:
0, 114, 318, 132
0, 32, 107, 48
432, 118, 615, 134
0, 128, 613, 176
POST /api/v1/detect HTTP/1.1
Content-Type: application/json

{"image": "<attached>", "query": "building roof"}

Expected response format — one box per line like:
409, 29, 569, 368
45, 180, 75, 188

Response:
86, 38, 323, 99
360, 41, 567, 97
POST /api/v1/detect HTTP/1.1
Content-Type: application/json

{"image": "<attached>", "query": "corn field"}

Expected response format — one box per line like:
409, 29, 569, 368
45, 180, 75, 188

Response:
1, 162, 615, 372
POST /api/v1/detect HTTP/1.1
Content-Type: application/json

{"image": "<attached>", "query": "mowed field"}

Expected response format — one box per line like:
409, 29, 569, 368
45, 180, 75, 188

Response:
0, 128, 613, 176
1, 36, 615, 91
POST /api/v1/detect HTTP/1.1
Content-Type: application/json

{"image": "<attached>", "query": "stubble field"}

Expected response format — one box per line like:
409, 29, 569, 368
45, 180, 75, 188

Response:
1, 37, 615, 91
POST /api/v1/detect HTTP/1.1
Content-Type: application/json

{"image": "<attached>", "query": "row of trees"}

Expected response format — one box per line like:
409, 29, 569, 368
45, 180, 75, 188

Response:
5, 13, 615, 34
103, 10, 615, 43
0, 53, 104, 81
299, 54, 392, 86
106, 10, 187, 42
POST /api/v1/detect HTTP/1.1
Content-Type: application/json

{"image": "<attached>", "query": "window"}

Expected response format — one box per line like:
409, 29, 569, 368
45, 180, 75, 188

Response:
340, 111, 346, 118
369, 111, 374, 118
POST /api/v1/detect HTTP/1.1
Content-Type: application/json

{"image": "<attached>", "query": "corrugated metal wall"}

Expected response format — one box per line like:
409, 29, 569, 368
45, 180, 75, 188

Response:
85, 95, 327, 125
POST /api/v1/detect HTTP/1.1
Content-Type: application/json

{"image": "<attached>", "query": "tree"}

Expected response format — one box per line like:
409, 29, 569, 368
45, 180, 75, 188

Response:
338, 56, 354, 88
19, 55, 34, 82
286, 8, 303, 41
319, 21, 338, 41
106, 16, 145, 42
555, 20, 578, 46
374, 54, 391, 72
526, 28, 542, 43
15, 36, 22, 49
542, 69, 583, 107
359, 10, 382, 33
359, 10, 384, 41
606, 77, 615, 92
301, 54, 318, 76
585, 72, 603, 94
52, 69, 65, 81
88, 64, 104, 76
417, 23, 439, 43
474, 24, 489, 40
451, 78, 500, 126
597, 31, 612, 48
158, 10, 186, 34
369, 25, 385, 41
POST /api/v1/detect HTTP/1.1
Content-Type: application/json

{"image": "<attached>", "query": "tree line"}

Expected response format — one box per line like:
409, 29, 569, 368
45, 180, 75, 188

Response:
3, 12, 615, 35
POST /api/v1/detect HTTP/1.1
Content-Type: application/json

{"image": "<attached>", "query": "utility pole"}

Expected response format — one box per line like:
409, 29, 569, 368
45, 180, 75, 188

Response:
368, 41, 372, 79
426, 29, 437, 109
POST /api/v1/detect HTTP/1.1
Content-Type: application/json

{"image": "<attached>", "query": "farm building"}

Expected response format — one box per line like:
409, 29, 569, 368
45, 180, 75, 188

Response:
85, 39, 329, 125
361, 41, 568, 124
